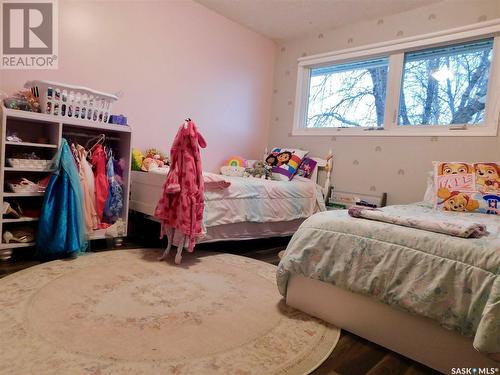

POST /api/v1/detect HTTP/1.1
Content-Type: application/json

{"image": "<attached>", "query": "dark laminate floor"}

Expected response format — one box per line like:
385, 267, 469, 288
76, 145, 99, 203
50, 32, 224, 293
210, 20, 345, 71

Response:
1, 222, 439, 375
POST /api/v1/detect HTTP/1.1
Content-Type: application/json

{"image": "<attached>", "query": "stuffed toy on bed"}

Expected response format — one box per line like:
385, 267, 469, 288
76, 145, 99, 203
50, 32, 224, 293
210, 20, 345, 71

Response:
220, 156, 246, 177
220, 165, 245, 177
244, 161, 272, 179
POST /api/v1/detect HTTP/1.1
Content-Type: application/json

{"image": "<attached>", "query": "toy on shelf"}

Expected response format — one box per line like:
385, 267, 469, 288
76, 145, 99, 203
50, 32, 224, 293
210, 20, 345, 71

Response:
3, 90, 40, 112
109, 114, 127, 125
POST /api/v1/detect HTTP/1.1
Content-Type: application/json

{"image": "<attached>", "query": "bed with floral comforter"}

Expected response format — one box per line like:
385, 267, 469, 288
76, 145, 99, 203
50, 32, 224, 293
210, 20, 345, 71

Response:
276, 203, 500, 358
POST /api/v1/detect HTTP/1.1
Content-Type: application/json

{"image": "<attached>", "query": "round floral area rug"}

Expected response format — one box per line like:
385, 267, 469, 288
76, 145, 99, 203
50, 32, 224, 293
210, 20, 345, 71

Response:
0, 249, 340, 375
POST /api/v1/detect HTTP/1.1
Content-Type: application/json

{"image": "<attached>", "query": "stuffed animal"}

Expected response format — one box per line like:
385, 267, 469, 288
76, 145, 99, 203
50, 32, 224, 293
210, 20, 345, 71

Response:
131, 149, 144, 171
220, 165, 245, 177
264, 163, 273, 180
244, 160, 271, 179
145, 148, 169, 167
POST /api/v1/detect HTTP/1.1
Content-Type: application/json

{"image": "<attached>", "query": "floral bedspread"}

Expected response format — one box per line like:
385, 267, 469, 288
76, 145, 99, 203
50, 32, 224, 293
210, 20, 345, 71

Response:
276, 203, 500, 358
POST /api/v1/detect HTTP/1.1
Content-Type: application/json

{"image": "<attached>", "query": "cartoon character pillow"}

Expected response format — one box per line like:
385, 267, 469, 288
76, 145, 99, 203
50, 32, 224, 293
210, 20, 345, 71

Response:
433, 161, 500, 215
296, 157, 317, 179
265, 147, 308, 181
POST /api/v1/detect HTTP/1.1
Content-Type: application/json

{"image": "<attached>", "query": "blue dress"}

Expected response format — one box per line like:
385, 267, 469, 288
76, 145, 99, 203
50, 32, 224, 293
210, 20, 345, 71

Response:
103, 153, 123, 223
36, 139, 88, 259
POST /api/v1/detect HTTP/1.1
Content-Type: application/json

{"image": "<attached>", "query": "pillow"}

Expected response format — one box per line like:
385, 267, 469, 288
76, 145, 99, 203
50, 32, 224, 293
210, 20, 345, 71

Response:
225, 156, 246, 167
422, 170, 435, 207
265, 147, 308, 181
296, 157, 317, 179
433, 161, 500, 215
220, 165, 245, 177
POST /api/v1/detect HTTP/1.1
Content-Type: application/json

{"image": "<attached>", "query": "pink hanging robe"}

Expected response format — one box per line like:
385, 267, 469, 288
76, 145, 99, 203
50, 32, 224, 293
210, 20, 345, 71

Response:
154, 119, 207, 251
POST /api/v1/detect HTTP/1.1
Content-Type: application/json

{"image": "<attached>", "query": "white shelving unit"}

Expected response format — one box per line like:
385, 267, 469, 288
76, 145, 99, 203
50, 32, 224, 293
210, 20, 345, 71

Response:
0, 106, 132, 258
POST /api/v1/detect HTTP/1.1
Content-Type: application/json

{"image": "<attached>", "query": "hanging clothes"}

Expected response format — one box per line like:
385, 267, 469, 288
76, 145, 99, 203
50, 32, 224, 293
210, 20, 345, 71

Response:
78, 145, 96, 208
113, 158, 124, 186
103, 151, 123, 224
36, 139, 88, 259
76, 145, 98, 232
91, 144, 109, 225
154, 119, 206, 252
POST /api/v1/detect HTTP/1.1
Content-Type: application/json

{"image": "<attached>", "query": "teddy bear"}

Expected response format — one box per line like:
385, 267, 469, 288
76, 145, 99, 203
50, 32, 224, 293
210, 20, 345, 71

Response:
244, 161, 271, 179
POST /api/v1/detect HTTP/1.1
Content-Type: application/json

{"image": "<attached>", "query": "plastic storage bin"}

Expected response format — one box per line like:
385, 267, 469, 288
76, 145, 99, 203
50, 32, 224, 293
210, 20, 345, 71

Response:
24, 80, 118, 124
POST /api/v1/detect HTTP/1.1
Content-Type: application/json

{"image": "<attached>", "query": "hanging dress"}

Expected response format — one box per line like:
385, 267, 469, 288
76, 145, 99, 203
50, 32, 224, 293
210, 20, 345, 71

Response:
36, 139, 88, 259
78, 145, 96, 208
77, 145, 99, 232
103, 151, 123, 224
154, 119, 206, 252
91, 144, 109, 225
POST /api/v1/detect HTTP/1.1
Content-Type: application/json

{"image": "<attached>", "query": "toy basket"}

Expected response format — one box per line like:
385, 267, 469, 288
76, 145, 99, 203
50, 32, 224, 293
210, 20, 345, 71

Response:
24, 80, 118, 124
7, 158, 51, 170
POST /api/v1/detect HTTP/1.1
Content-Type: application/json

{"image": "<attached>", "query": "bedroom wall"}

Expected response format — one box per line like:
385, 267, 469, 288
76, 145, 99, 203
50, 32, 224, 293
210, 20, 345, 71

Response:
0, 0, 275, 171
269, 0, 500, 205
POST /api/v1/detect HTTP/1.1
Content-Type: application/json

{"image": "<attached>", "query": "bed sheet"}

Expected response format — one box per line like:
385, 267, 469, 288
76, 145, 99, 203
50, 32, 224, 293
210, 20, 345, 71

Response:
276, 203, 500, 358
203, 173, 325, 227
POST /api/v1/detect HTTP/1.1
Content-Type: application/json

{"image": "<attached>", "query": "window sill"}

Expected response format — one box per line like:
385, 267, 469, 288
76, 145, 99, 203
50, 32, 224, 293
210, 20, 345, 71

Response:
291, 126, 498, 137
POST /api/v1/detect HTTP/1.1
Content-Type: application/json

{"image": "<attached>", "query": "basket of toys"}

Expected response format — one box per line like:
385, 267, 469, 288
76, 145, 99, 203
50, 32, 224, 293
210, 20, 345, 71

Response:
24, 80, 118, 124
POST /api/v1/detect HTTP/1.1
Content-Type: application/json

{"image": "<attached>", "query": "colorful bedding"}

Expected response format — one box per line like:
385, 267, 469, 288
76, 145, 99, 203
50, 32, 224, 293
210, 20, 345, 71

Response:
277, 203, 500, 358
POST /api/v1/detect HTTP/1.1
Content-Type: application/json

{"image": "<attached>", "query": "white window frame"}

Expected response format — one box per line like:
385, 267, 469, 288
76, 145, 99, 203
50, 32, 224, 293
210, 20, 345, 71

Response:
293, 19, 500, 137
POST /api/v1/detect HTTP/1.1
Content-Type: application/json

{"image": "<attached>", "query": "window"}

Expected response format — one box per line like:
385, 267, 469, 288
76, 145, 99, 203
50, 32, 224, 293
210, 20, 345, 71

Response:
306, 58, 388, 128
399, 39, 493, 126
293, 21, 500, 136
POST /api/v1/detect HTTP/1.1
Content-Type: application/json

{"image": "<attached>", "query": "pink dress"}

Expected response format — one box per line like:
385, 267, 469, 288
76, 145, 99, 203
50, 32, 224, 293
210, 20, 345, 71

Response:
91, 144, 109, 226
154, 120, 206, 251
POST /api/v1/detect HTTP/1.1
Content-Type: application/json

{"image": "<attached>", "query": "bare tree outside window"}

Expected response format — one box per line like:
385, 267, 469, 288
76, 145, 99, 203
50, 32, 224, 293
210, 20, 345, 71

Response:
305, 39, 493, 129
306, 58, 388, 128
399, 39, 493, 126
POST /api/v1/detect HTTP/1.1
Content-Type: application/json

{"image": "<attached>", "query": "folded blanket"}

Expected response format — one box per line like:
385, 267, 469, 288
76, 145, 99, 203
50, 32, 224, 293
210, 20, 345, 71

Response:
203, 172, 231, 190
149, 169, 230, 190
348, 206, 487, 238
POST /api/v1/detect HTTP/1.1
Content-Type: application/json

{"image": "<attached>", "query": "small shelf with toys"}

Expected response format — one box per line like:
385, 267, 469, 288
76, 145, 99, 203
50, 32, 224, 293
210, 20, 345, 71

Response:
1, 81, 132, 260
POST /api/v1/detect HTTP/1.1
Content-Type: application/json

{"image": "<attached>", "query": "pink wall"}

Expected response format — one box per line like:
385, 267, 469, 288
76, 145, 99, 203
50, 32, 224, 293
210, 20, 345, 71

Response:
0, 0, 275, 171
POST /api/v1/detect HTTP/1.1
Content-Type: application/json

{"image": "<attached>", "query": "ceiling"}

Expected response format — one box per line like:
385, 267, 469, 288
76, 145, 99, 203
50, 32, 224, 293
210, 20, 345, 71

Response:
195, 0, 442, 41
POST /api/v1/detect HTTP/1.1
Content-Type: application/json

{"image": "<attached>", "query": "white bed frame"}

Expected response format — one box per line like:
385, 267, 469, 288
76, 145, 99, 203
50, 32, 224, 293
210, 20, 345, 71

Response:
286, 274, 498, 373
129, 151, 333, 242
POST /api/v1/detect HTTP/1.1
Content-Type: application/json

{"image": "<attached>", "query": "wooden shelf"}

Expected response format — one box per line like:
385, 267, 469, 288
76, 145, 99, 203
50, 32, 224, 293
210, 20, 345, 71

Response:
0, 242, 35, 249
3, 107, 131, 133
2, 217, 39, 223
3, 192, 44, 197
1, 103, 131, 257
4, 167, 54, 172
5, 141, 58, 148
